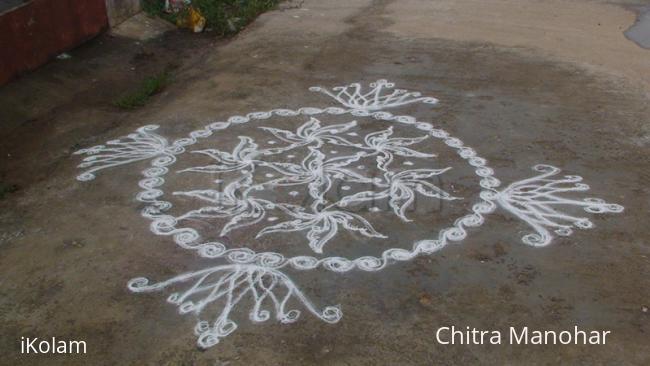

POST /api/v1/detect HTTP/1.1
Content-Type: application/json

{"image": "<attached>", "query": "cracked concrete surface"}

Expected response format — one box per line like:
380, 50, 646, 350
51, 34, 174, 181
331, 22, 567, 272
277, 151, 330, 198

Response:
0, 1, 649, 365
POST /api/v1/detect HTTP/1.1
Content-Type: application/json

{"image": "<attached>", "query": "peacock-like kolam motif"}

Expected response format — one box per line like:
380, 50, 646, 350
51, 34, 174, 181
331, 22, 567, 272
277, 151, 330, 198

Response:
495, 164, 624, 246
128, 264, 341, 348
309, 79, 439, 111
73, 80, 624, 348
74, 125, 181, 181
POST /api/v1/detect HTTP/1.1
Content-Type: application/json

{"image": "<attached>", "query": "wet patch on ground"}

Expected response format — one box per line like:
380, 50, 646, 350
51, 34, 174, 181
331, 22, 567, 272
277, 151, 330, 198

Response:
625, 5, 650, 49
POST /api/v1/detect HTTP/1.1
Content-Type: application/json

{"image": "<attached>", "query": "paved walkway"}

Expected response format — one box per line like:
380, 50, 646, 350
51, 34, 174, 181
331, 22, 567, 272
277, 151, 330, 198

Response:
0, 1, 648, 365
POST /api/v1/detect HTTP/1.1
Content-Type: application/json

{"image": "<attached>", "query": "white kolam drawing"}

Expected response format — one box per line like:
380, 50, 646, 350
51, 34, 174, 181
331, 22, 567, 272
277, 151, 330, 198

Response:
73, 79, 623, 348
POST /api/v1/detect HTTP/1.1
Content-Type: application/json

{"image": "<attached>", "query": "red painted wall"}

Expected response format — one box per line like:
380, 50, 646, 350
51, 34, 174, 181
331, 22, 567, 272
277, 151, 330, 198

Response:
0, 0, 109, 85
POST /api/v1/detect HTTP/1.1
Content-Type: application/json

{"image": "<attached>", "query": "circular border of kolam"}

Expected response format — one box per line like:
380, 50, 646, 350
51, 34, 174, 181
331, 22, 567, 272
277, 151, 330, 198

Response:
134, 106, 501, 273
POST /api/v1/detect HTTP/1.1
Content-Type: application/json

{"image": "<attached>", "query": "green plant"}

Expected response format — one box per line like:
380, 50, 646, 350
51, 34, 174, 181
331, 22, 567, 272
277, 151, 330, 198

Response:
142, 0, 180, 23
0, 182, 18, 200
114, 71, 172, 110
143, 0, 281, 35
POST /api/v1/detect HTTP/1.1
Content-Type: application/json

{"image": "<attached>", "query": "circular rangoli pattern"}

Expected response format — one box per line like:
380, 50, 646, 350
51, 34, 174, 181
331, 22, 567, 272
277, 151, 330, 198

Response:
73, 80, 623, 348
135, 107, 500, 273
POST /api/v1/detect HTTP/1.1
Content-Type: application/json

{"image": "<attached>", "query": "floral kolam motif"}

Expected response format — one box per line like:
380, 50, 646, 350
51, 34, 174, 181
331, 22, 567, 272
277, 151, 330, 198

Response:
74, 80, 623, 348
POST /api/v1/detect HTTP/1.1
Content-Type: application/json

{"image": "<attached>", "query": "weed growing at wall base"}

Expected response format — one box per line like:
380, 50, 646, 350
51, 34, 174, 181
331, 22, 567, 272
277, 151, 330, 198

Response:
143, 0, 281, 35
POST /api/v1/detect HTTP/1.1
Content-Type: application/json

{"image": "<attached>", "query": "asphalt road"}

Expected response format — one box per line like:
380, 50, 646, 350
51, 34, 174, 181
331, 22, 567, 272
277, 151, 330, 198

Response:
0, 1, 648, 365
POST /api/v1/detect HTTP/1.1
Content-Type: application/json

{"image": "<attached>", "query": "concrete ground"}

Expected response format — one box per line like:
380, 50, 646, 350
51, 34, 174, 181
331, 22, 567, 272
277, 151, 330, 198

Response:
0, 1, 649, 365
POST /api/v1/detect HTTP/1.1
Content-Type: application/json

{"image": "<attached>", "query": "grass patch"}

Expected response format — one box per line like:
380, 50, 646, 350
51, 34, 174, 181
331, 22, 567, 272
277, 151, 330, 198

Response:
142, 0, 179, 24
114, 71, 171, 110
0, 182, 18, 200
143, 0, 281, 35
